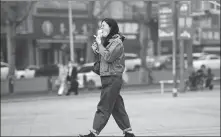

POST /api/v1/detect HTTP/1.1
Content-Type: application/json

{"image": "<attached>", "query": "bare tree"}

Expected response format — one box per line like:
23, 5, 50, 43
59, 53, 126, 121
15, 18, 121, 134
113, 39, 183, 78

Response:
86, 1, 96, 63
124, 1, 154, 84
1, 1, 36, 93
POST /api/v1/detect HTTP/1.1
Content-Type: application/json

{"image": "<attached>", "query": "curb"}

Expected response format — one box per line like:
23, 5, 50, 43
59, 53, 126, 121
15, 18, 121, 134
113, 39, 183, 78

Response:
1, 79, 220, 101
122, 78, 220, 89
1, 85, 220, 103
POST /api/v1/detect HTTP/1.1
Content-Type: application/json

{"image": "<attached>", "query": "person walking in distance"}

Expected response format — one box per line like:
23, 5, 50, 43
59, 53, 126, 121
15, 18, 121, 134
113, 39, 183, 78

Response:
79, 18, 135, 137
66, 62, 79, 95
57, 63, 68, 96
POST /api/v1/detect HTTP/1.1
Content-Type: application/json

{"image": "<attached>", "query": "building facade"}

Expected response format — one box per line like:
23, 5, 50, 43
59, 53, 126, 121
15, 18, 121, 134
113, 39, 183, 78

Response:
98, 1, 159, 56
1, 1, 157, 68
3, 1, 218, 69
1, 1, 92, 68
159, 0, 220, 55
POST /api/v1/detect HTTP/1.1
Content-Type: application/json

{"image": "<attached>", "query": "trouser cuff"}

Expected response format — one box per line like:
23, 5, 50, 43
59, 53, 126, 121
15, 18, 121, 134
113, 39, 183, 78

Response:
123, 127, 132, 134
91, 129, 99, 136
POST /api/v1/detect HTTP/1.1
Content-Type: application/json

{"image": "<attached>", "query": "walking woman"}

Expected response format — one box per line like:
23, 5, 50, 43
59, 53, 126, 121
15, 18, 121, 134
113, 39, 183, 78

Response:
79, 18, 135, 137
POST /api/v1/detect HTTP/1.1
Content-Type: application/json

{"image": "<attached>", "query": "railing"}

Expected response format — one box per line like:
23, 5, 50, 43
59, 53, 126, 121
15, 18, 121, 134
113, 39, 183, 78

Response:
159, 77, 220, 94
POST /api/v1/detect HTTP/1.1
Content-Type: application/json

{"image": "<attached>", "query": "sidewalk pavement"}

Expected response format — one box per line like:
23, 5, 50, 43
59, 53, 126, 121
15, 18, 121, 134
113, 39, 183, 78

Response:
0, 83, 169, 101
1, 77, 220, 100
1, 89, 220, 136
1, 82, 220, 103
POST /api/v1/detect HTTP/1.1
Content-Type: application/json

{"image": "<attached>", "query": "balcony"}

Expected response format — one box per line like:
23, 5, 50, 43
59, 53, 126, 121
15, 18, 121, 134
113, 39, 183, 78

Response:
35, 1, 87, 10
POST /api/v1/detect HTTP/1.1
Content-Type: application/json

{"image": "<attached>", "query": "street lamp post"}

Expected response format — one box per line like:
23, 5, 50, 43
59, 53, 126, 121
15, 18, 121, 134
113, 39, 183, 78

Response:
68, 1, 74, 63
172, 1, 179, 97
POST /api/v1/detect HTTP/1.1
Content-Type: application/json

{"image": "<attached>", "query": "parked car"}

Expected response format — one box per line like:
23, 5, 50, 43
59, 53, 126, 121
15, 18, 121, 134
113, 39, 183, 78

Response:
184, 53, 209, 69
16, 65, 39, 79
35, 64, 59, 77
124, 54, 167, 71
1, 62, 10, 80
184, 52, 208, 61
157, 55, 171, 63
124, 53, 141, 71
164, 53, 208, 69
146, 56, 167, 70
0, 62, 19, 80
77, 63, 129, 89
193, 54, 220, 70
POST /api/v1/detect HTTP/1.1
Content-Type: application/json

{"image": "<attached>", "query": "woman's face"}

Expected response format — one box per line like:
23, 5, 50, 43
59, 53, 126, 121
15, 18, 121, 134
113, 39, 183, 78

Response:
101, 21, 110, 37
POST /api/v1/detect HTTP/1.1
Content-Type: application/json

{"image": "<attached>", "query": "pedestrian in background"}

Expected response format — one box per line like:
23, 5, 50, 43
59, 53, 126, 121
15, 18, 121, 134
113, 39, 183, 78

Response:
79, 18, 135, 137
66, 61, 79, 95
57, 63, 68, 96
205, 68, 214, 89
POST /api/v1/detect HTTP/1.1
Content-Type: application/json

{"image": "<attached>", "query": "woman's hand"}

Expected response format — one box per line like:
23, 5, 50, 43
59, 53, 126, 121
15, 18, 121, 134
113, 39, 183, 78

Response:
92, 44, 97, 51
91, 42, 99, 53
97, 29, 103, 38
95, 29, 102, 45
95, 35, 102, 45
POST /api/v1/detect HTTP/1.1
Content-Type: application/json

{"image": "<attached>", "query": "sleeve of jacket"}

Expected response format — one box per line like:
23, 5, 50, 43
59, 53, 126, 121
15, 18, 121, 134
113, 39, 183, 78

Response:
98, 39, 123, 63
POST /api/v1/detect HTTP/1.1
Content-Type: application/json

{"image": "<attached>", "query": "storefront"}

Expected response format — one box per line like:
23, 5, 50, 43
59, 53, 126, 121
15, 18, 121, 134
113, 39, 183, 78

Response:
191, 10, 220, 55
201, 28, 220, 55
0, 29, 35, 69
0, 33, 7, 62
33, 14, 97, 65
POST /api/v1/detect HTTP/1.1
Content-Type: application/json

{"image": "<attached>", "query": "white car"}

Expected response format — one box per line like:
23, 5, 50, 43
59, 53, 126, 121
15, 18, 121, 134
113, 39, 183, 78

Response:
146, 56, 167, 70
1, 62, 10, 80
193, 54, 220, 70
164, 53, 208, 69
0, 62, 19, 80
125, 53, 141, 71
184, 53, 208, 61
16, 65, 39, 79
77, 63, 129, 89
184, 53, 208, 69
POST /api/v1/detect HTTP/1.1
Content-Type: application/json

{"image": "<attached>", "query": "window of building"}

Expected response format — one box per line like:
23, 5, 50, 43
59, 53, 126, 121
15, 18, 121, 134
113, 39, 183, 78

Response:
193, 0, 202, 12
123, 3, 133, 19
211, 14, 220, 28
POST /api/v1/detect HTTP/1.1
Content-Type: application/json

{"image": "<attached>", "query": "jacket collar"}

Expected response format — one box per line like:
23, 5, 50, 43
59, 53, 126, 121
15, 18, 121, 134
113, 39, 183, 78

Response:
108, 34, 121, 43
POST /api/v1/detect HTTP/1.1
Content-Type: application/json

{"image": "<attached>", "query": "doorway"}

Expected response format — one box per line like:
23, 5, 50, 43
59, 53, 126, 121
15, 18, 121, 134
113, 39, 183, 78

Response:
41, 49, 54, 65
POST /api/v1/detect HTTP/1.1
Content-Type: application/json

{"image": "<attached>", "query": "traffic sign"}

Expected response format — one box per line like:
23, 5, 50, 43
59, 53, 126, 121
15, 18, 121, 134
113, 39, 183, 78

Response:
158, 2, 174, 40
178, 1, 192, 39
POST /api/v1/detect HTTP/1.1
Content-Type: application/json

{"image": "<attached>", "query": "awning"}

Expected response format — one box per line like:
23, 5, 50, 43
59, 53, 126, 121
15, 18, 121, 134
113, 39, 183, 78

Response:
36, 39, 85, 49
36, 38, 86, 44
203, 47, 220, 52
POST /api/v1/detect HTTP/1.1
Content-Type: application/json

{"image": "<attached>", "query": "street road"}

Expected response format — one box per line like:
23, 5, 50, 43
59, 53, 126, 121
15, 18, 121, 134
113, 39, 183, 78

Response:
1, 88, 220, 136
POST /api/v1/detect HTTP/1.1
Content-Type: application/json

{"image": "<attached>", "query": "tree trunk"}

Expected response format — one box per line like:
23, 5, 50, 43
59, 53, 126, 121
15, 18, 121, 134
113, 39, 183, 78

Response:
6, 21, 16, 93
139, 23, 148, 84
187, 40, 194, 76
139, 1, 153, 84
86, 1, 95, 63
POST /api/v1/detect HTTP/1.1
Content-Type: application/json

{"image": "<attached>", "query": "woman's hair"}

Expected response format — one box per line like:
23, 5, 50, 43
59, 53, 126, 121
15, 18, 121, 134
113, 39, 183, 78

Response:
101, 18, 125, 47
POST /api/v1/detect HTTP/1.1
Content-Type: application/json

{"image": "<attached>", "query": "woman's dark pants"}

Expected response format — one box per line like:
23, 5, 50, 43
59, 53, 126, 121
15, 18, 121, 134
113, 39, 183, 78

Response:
92, 75, 131, 134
